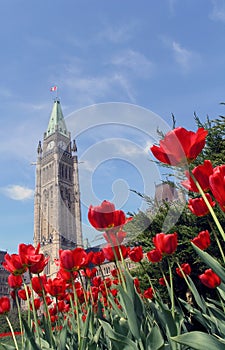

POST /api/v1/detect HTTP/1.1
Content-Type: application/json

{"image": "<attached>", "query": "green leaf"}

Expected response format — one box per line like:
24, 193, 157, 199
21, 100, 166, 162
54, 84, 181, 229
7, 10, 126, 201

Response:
192, 244, 225, 282
123, 270, 145, 321
0, 343, 16, 350
117, 285, 141, 340
22, 318, 42, 350
58, 325, 67, 350
146, 323, 164, 350
80, 307, 92, 350
178, 299, 209, 330
107, 295, 125, 319
154, 301, 177, 337
39, 338, 54, 349
112, 316, 129, 337
186, 275, 206, 312
41, 314, 53, 346
217, 286, 225, 301
172, 331, 225, 350
99, 319, 138, 349
149, 301, 177, 350
93, 325, 102, 344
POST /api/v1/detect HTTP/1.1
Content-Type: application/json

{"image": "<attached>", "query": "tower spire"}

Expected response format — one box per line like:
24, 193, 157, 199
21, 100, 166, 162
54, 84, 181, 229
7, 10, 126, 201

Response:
34, 98, 83, 277
46, 99, 69, 138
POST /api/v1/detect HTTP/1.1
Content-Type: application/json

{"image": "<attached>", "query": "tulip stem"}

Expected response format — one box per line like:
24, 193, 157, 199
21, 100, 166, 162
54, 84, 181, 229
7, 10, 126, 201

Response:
71, 279, 81, 346
78, 270, 88, 307
37, 274, 54, 345
208, 220, 225, 264
15, 294, 24, 348
176, 261, 192, 291
6, 316, 19, 350
29, 277, 41, 349
189, 173, 225, 242
168, 261, 175, 319
139, 261, 154, 291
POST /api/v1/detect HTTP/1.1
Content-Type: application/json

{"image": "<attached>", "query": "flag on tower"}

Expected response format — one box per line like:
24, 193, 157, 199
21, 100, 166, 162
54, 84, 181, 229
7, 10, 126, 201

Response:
50, 86, 57, 92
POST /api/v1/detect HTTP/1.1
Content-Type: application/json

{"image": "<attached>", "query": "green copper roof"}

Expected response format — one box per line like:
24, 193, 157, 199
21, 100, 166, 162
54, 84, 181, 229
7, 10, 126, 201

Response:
46, 99, 69, 137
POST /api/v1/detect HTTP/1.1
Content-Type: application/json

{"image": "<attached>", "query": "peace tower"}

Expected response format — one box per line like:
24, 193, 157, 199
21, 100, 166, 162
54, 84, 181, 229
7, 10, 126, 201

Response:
33, 99, 83, 276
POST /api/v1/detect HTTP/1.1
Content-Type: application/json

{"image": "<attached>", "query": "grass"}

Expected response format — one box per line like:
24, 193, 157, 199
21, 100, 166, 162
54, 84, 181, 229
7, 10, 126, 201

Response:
0, 335, 22, 349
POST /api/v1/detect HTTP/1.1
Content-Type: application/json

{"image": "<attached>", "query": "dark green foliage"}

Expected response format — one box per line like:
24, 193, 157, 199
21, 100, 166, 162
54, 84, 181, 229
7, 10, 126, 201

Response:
0, 309, 28, 333
126, 111, 225, 301
194, 113, 225, 166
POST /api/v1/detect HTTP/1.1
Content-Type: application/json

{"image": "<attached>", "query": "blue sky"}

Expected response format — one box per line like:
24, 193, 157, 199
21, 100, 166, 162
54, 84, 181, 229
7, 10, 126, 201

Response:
0, 0, 225, 252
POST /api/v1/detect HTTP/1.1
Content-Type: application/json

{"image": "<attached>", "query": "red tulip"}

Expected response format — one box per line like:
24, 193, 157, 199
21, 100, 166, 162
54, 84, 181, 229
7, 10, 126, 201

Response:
191, 230, 211, 250
181, 160, 213, 192
147, 249, 162, 263
159, 277, 168, 286
133, 278, 141, 293
8, 274, 23, 289
103, 230, 127, 246
10, 290, 16, 300
76, 288, 85, 304
153, 232, 177, 255
111, 268, 119, 277
82, 267, 97, 279
19, 243, 40, 265
102, 245, 129, 261
90, 286, 99, 303
176, 263, 191, 278
209, 165, 225, 211
92, 276, 102, 287
18, 287, 31, 300
199, 269, 221, 288
57, 268, 78, 283
18, 243, 49, 274
59, 248, 88, 272
2, 253, 27, 275
45, 296, 53, 305
33, 298, 41, 310
29, 255, 50, 274
31, 275, 47, 296
90, 251, 105, 266
45, 278, 68, 298
128, 246, 143, 262
57, 300, 68, 312
151, 127, 208, 166
143, 287, 154, 299
88, 200, 127, 232
0, 296, 10, 314
188, 193, 215, 216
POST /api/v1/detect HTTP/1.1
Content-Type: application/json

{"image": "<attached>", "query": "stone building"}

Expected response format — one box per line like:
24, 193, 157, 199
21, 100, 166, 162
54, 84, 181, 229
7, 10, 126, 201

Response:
154, 182, 185, 206
0, 250, 10, 297
33, 99, 83, 276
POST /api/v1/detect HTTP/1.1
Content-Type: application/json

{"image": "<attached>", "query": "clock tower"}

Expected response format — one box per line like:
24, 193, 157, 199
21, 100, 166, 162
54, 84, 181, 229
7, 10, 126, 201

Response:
33, 98, 83, 276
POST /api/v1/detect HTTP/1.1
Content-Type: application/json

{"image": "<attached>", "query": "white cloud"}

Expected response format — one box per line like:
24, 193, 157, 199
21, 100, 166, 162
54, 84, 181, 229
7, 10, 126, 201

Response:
111, 50, 153, 78
97, 23, 135, 43
63, 73, 136, 105
0, 86, 13, 98
167, 0, 177, 15
1, 185, 34, 201
144, 141, 153, 154
172, 41, 194, 71
210, 0, 225, 22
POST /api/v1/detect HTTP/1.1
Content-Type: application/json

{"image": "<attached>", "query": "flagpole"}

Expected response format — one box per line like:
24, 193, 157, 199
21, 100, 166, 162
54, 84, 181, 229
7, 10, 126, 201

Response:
50, 85, 58, 100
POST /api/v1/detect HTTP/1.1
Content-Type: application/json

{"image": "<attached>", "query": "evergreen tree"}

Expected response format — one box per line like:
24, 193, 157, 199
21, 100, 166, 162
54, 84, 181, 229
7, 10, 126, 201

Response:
126, 112, 225, 300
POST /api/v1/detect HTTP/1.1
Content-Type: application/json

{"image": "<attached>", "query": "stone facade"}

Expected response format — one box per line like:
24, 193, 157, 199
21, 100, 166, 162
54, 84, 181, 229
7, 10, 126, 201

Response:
0, 250, 10, 297
154, 182, 185, 205
33, 99, 83, 276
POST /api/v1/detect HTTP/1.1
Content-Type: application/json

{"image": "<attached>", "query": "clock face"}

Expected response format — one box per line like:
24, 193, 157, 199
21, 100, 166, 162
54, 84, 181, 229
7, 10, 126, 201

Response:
47, 140, 55, 150
58, 141, 66, 149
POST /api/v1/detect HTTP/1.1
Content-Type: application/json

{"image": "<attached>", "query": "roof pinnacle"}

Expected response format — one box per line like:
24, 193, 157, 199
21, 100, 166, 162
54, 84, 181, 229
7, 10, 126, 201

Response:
45, 99, 69, 138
